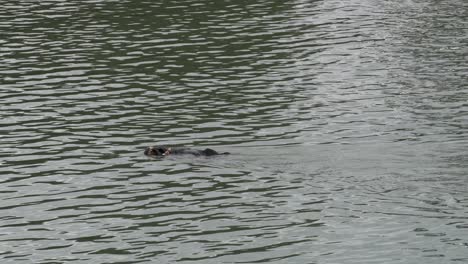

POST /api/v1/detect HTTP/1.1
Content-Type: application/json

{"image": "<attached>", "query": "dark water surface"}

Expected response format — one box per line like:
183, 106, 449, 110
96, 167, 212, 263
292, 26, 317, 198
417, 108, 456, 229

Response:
1, 0, 467, 263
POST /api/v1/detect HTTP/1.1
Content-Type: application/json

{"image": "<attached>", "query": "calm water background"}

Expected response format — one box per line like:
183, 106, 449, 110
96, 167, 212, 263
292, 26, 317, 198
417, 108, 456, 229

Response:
1, 0, 467, 263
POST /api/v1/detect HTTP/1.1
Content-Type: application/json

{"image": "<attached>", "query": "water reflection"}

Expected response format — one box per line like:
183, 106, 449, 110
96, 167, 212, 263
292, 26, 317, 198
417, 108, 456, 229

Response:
1, 0, 468, 263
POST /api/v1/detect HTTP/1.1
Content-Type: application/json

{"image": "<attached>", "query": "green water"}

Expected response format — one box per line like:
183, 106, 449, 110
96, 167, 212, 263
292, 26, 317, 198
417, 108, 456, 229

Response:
1, 0, 467, 263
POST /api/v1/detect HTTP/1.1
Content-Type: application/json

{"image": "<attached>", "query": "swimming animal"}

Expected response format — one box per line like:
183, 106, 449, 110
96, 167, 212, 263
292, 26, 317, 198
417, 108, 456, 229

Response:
144, 146, 229, 157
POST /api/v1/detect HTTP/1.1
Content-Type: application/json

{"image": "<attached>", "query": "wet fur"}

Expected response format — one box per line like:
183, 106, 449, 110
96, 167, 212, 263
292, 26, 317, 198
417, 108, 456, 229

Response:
144, 146, 229, 156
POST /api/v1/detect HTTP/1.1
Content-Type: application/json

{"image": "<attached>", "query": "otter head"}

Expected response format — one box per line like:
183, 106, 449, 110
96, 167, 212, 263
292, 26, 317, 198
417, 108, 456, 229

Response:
144, 146, 168, 156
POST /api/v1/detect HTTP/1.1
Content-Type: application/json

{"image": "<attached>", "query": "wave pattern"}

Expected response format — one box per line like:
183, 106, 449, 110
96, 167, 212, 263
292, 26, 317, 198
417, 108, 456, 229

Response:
1, 0, 467, 263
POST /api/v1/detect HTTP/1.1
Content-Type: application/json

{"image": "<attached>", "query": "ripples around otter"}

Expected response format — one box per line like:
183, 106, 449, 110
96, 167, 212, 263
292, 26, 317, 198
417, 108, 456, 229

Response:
1, 0, 467, 263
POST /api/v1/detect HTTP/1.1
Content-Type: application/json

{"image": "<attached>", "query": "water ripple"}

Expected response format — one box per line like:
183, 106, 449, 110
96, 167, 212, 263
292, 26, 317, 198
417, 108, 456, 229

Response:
1, 0, 468, 263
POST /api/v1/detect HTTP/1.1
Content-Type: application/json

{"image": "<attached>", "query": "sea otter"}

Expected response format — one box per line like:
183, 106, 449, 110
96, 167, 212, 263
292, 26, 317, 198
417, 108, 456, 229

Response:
144, 146, 229, 156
